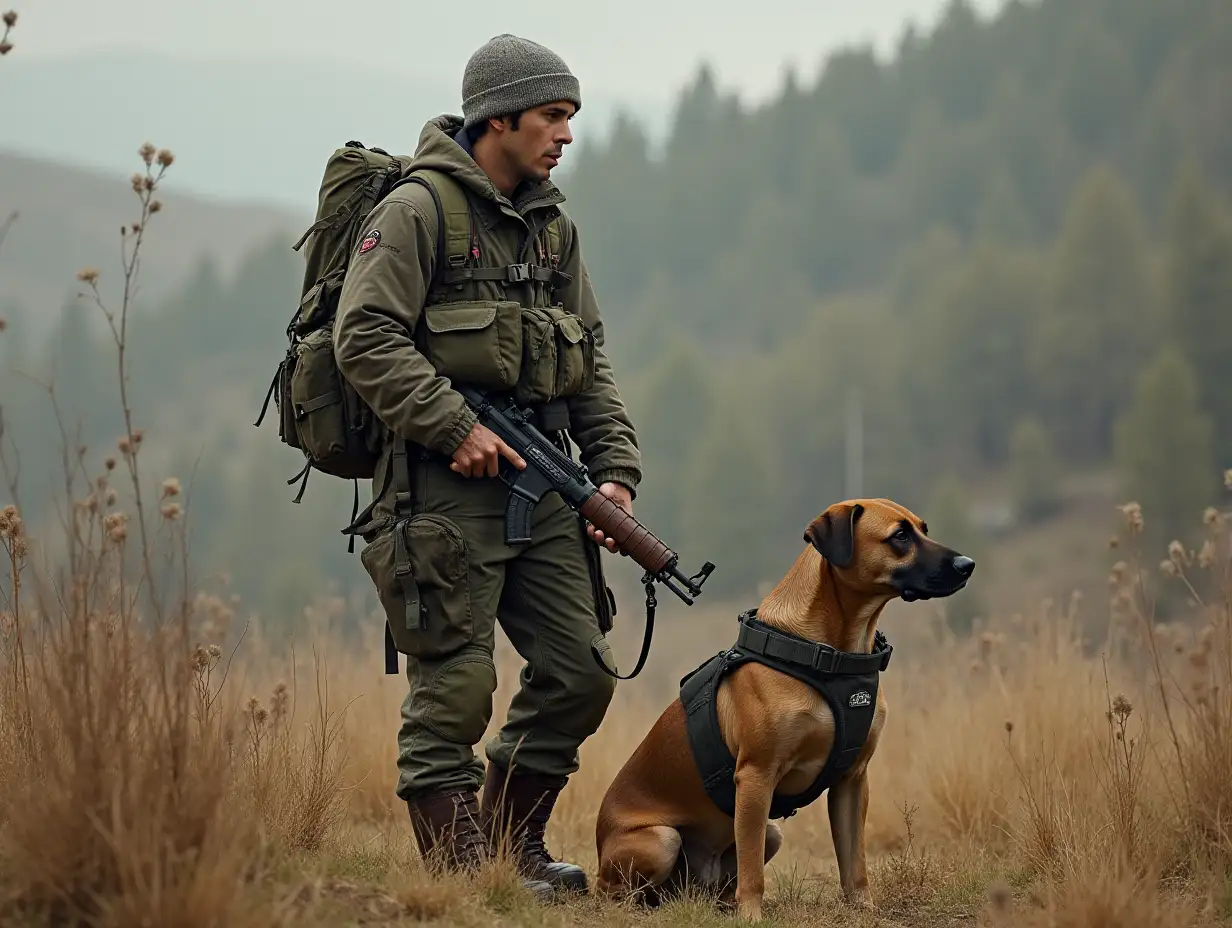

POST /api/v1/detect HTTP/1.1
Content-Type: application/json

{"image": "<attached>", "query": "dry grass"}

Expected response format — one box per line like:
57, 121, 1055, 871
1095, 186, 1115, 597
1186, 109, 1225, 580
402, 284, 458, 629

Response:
2, 144, 1232, 927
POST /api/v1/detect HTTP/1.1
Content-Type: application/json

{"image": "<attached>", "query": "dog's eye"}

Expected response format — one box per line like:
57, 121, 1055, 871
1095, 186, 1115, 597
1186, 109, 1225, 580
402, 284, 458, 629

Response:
891, 528, 909, 543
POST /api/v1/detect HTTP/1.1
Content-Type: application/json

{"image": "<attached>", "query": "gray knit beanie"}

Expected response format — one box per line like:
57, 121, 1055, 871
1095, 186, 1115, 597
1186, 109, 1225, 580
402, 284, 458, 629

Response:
461, 34, 581, 130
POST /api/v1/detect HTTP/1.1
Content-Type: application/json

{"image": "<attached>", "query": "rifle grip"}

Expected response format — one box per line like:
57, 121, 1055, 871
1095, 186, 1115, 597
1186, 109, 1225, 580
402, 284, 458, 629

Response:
580, 493, 674, 574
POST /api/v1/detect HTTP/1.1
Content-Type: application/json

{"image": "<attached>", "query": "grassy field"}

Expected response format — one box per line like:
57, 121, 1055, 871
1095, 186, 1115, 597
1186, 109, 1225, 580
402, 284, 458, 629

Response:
3, 474, 1232, 927
3, 150, 1232, 928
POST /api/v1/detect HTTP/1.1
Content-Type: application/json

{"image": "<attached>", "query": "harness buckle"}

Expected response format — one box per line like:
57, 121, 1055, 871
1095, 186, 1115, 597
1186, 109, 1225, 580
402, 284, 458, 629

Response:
811, 647, 838, 673
506, 263, 532, 282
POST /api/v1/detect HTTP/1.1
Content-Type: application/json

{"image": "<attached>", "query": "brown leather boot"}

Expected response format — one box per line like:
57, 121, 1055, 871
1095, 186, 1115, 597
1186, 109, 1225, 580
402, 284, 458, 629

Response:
481, 764, 588, 892
407, 789, 555, 901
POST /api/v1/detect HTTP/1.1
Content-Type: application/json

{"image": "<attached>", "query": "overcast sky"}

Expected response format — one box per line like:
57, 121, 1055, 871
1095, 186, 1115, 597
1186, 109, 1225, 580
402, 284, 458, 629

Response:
16, 0, 1007, 104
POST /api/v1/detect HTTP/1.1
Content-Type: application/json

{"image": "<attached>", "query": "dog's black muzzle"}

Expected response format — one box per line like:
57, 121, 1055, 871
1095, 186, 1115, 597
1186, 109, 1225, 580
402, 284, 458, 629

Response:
894, 551, 975, 602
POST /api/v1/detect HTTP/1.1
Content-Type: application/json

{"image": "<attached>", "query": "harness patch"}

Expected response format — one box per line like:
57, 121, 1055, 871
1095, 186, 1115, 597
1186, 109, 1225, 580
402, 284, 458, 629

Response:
679, 610, 892, 820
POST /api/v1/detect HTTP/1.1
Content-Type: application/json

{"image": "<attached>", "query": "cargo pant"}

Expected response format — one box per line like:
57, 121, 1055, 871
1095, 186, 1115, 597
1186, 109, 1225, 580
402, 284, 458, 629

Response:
359, 448, 617, 802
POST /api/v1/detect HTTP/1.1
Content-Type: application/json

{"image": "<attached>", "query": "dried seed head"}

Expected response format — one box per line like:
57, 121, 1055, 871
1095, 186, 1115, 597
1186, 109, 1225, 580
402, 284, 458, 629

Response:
139, 142, 156, 165
1111, 694, 1132, 720
1168, 539, 1187, 565
130, 222, 141, 234
0, 317, 7, 332
157, 149, 175, 167
1109, 535, 1120, 549
160, 502, 181, 521
104, 512, 128, 544
0, 42, 12, 57
117, 436, 131, 455
105, 489, 117, 506
104, 456, 116, 471
75, 267, 100, 285
131, 173, 144, 193
142, 176, 154, 191
1004, 720, 1014, 734
161, 477, 181, 498
1204, 507, 1221, 527
1160, 559, 1179, 578
132, 428, 144, 445
1198, 540, 1216, 569
0, 504, 16, 537
207, 644, 222, 660
191, 646, 209, 672
3, 11, 17, 27
1120, 502, 1144, 534
272, 681, 289, 720
149, 200, 163, 214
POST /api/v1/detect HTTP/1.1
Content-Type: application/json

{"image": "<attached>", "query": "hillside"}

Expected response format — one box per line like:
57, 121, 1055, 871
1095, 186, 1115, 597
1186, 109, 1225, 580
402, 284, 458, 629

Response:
0, 150, 306, 344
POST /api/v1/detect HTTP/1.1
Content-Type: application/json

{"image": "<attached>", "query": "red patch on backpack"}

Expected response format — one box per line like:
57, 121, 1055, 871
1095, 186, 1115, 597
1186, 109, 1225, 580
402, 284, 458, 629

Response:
359, 230, 381, 254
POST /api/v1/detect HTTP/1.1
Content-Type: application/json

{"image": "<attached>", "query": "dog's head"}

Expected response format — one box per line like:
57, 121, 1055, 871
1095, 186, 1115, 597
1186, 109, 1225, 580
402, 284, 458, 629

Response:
803, 498, 974, 602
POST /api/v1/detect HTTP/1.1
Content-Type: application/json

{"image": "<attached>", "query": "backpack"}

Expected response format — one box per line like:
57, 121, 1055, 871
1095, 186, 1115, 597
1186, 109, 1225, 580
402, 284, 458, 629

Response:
254, 142, 407, 549
254, 139, 567, 550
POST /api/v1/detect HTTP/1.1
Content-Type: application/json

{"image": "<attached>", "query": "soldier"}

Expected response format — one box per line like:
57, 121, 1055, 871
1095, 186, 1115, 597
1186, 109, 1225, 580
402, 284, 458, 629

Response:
333, 34, 641, 900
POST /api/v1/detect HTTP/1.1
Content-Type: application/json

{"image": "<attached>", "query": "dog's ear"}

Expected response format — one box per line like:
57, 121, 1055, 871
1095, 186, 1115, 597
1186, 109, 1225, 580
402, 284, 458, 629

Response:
804, 503, 865, 568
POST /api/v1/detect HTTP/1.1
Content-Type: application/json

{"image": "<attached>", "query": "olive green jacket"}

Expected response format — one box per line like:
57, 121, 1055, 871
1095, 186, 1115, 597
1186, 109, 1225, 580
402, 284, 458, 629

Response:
333, 115, 641, 495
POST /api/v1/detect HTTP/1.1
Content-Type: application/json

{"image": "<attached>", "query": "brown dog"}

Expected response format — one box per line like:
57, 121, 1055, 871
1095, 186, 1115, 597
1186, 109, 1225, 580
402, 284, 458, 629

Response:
594, 498, 974, 920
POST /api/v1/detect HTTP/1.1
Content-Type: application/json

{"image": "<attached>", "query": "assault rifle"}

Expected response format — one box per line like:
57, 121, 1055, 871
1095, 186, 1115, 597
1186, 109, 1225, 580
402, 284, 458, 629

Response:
456, 385, 715, 679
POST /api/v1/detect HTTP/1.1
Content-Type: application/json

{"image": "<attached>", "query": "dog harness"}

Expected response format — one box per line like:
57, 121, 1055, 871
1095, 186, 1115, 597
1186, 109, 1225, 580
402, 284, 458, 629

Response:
678, 608, 893, 820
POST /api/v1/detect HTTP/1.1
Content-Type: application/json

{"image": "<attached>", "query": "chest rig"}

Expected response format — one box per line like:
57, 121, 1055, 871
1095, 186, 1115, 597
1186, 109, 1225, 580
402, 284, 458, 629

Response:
678, 609, 892, 820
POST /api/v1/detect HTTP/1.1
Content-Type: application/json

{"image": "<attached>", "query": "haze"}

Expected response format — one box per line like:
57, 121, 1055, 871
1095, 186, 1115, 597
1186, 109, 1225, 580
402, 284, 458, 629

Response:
5, 0, 1006, 205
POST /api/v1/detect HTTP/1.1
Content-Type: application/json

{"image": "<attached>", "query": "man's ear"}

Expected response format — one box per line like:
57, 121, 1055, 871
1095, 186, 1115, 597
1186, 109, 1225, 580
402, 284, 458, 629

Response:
803, 503, 865, 569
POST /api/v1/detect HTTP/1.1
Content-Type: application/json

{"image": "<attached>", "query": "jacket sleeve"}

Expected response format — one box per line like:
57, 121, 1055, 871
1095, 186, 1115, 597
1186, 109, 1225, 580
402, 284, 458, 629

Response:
556, 216, 643, 495
332, 191, 477, 456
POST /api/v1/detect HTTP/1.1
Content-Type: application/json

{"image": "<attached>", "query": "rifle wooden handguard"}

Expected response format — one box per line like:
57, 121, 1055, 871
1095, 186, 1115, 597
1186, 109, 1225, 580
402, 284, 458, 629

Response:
580, 493, 675, 573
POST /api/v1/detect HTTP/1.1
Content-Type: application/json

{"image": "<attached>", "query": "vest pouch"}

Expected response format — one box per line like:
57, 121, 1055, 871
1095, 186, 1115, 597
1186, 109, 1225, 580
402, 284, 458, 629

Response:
514, 306, 596, 406
420, 299, 522, 390
287, 325, 378, 479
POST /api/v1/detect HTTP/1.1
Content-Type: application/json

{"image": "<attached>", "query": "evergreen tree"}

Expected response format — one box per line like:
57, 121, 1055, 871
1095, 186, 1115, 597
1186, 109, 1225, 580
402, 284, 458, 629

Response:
1032, 165, 1158, 461
1113, 344, 1217, 552
1163, 161, 1232, 468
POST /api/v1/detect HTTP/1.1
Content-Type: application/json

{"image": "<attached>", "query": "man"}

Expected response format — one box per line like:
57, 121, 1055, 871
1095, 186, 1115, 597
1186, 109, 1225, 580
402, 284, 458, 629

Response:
332, 34, 641, 900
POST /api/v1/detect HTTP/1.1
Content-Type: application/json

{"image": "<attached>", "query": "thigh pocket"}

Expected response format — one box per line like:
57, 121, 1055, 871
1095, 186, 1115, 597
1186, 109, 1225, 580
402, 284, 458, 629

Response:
360, 514, 473, 659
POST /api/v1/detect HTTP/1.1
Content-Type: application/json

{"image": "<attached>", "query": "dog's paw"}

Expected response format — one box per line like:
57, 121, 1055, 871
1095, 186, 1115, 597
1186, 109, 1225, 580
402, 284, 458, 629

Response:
736, 897, 764, 922
844, 888, 876, 912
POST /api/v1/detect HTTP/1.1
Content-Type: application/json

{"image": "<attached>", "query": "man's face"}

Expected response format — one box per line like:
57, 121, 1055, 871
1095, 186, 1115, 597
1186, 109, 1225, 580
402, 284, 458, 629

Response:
495, 101, 576, 184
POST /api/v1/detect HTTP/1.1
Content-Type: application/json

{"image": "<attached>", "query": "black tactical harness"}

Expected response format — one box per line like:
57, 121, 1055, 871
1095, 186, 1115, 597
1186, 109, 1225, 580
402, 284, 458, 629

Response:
678, 608, 892, 820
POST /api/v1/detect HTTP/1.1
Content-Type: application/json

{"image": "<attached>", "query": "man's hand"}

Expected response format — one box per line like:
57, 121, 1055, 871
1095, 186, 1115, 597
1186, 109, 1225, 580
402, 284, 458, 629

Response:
450, 423, 526, 477
586, 482, 633, 553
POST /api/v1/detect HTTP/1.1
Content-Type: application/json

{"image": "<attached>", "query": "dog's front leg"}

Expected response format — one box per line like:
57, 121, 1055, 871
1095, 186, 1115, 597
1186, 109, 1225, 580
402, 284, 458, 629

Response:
827, 768, 873, 909
732, 760, 775, 921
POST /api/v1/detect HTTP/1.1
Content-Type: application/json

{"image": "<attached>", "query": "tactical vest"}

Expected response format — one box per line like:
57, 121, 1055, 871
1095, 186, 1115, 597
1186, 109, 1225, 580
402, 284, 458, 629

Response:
397, 168, 594, 429
678, 609, 893, 820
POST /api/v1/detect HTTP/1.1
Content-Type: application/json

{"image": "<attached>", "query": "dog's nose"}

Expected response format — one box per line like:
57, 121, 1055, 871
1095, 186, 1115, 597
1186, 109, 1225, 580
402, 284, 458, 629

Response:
953, 556, 975, 577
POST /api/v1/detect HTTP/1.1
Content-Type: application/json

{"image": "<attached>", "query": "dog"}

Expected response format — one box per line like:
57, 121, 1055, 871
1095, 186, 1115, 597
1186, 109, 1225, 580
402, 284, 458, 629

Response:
594, 498, 974, 921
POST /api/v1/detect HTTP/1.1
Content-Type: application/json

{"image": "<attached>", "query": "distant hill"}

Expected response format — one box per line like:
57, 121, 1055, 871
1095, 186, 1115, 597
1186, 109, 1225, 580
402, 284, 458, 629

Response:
0, 150, 306, 344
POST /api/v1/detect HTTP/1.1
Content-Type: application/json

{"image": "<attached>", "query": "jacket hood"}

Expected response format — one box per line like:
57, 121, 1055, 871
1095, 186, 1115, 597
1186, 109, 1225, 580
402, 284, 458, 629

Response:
408, 114, 564, 211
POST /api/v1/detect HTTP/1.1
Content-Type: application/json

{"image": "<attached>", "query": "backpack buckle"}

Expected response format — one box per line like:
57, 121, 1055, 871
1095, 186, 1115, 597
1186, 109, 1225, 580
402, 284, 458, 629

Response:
506, 263, 532, 283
